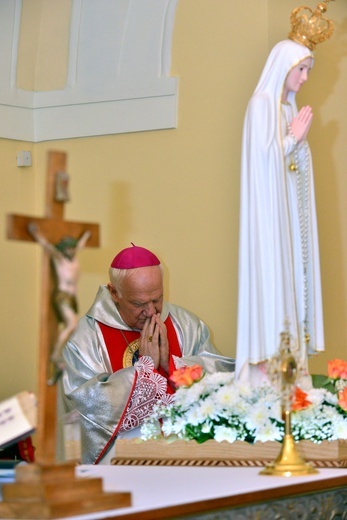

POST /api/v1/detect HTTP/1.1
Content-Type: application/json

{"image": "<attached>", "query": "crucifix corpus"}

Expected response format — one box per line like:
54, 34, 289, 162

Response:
2, 151, 131, 519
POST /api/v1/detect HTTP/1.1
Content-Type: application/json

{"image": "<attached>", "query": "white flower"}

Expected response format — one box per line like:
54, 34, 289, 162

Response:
198, 396, 220, 421
324, 391, 338, 406
140, 370, 347, 446
322, 404, 341, 421
204, 372, 235, 387
140, 420, 162, 440
336, 379, 347, 392
214, 425, 238, 443
201, 421, 213, 434
213, 385, 241, 410
233, 379, 253, 398
305, 388, 327, 407
254, 419, 283, 442
333, 416, 347, 439
185, 404, 205, 426
161, 415, 187, 436
174, 384, 204, 408
245, 402, 273, 431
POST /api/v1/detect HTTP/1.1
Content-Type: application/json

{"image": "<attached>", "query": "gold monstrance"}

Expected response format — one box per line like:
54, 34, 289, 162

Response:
260, 331, 318, 476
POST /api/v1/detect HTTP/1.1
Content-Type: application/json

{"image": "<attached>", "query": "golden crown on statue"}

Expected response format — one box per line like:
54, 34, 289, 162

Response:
288, 0, 335, 50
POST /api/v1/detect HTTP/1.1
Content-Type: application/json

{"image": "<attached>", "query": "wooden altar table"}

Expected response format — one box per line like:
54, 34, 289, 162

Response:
37, 465, 347, 519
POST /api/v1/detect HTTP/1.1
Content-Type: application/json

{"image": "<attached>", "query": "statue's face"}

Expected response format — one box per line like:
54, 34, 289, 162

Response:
108, 266, 163, 330
284, 57, 313, 97
62, 247, 75, 260
55, 237, 78, 259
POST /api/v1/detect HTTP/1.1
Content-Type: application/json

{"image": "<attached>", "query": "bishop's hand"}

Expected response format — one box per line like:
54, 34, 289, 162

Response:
139, 315, 160, 369
139, 314, 169, 373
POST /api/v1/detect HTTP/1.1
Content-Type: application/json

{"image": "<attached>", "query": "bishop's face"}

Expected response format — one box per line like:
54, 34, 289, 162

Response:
282, 57, 313, 101
108, 266, 163, 330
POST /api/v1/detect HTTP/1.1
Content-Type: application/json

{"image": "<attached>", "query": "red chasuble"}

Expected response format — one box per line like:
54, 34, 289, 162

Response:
98, 316, 182, 393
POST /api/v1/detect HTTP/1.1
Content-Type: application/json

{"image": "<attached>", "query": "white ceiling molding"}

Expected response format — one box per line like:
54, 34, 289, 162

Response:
0, 0, 179, 142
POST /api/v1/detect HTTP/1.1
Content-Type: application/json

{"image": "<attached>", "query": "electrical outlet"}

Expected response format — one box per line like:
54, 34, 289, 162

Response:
16, 151, 32, 167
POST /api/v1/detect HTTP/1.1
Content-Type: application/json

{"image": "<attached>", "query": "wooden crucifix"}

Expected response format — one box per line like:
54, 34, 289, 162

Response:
6, 150, 100, 466
2, 150, 131, 519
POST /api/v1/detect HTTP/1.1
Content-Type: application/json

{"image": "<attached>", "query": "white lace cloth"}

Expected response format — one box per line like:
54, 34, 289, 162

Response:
119, 356, 175, 433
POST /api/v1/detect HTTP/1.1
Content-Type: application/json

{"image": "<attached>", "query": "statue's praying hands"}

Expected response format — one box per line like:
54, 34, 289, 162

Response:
290, 105, 313, 143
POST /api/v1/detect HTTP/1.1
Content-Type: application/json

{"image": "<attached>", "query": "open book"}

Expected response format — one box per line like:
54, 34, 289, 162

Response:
0, 391, 37, 450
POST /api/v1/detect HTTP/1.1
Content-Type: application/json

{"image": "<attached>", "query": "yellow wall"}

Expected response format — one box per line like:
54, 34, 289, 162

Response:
1, 0, 346, 400
17, 0, 71, 91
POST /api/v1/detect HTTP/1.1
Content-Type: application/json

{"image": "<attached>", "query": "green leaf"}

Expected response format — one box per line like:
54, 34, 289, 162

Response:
311, 374, 336, 393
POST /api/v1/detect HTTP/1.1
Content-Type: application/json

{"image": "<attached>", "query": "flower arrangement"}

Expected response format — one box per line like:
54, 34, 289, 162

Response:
313, 358, 347, 411
141, 360, 347, 445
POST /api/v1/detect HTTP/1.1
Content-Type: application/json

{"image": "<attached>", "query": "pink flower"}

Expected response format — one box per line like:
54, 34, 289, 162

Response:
292, 386, 312, 411
328, 359, 347, 380
170, 365, 204, 388
338, 388, 347, 411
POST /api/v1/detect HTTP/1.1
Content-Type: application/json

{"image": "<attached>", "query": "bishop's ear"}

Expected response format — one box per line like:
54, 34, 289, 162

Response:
107, 283, 119, 303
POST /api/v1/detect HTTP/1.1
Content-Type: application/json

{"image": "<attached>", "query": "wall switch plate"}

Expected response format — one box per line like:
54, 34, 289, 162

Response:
16, 151, 32, 167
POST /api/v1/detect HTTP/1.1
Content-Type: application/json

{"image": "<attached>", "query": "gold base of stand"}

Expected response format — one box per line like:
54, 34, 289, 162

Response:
260, 434, 318, 477
0, 462, 131, 519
